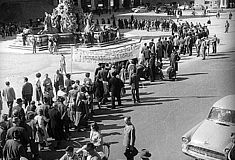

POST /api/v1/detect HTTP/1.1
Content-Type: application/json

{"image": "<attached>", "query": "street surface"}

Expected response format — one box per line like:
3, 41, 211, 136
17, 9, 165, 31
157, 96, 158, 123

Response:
0, 10, 234, 160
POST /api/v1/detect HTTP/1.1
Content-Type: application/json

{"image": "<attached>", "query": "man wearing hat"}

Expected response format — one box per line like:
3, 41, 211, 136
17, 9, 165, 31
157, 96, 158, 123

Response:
12, 98, 25, 122
140, 149, 151, 160
60, 146, 80, 160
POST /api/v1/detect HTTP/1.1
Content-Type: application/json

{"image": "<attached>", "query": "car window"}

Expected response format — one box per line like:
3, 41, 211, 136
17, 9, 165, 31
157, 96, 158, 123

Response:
208, 107, 235, 124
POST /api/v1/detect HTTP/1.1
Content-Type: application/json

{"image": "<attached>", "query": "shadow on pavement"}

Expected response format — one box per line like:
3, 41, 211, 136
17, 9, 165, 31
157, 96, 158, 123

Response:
209, 56, 230, 60
163, 77, 188, 81
99, 123, 124, 130
154, 95, 217, 99
140, 97, 179, 103
177, 72, 208, 76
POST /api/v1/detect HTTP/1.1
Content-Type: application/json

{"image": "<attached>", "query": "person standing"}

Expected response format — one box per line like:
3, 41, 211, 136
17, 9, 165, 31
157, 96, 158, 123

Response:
225, 20, 230, 33
32, 36, 37, 54
211, 34, 218, 53
229, 12, 233, 20
65, 74, 73, 94
149, 49, 156, 82
35, 73, 43, 105
200, 37, 207, 60
123, 116, 136, 160
48, 103, 63, 149
54, 70, 64, 98
60, 54, 66, 74
108, 72, 123, 109
97, 64, 110, 105
195, 36, 201, 57
129, 70, 140, 104
12, 98, 26, 124
0, 91, 2, 117
2, 81, 16, 117
93, 77, 104, 109
22, 77, 33, 108
156, 38, 163, 62
43, 73, 53, 93
127, 60, 136, 81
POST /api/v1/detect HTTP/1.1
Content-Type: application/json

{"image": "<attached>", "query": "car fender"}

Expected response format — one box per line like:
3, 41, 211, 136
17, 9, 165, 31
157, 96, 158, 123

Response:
182, 121, 204, 142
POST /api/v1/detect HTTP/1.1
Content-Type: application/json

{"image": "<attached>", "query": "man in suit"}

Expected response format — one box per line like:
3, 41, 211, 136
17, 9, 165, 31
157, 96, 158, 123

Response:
108, 72, 123, 109
22, 77, 33, 108
123, 116, 136, 160
48, 103, 63, 149
97, 64, 110, 105
2, 81, 16, 117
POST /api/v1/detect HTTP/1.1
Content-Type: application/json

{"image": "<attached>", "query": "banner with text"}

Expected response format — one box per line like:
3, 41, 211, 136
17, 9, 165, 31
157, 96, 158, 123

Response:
72, 41, 141, 63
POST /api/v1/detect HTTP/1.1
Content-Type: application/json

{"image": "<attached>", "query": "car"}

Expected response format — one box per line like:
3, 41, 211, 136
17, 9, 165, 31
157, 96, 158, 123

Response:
131, 6, 146, 12
154, 6, 168, 13
181, 95, 235, 160
193, 4, 205, 10
207, 8, 224, 13
134, 6, 148, 13
178, 5, 190, 10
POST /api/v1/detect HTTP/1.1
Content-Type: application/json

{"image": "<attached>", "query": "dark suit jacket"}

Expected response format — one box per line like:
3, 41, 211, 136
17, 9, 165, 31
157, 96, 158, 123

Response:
109, 76, 123, 97
6, 126, 29, 146
3, 139, 27, 160
22, 82, 33, 96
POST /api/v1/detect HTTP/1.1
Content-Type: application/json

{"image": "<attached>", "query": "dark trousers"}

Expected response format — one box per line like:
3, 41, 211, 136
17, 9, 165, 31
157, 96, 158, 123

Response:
131, 89, 140, 103
33, 45, 36, 54
212, 42, 217, 53
30, 140, 39, 159
188, 45, 193, 56
23, 94, 32, 108
111, 93, 121, 108
7, 101, 13, 117
149, 63, 155, 82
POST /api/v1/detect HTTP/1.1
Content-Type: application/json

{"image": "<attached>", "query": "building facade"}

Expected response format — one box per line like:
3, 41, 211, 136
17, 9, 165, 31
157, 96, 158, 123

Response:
194, 0, 235, 8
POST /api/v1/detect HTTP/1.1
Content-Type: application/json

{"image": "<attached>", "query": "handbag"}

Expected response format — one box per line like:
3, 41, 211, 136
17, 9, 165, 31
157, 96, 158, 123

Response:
124, 147, 138, 158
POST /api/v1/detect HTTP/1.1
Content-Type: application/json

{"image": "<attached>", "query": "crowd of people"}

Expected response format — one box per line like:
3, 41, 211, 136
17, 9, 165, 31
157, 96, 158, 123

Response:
0, 23, 20, 39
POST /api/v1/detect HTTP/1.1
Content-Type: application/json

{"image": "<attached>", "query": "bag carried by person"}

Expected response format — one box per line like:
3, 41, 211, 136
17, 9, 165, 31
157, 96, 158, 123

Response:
124, 147, 139, 158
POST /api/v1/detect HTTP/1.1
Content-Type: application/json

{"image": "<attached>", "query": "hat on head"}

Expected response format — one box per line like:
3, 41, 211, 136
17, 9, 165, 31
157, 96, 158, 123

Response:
36, 72, 41, 78
65, 146, 74, 152
16, 98, 23, 104
140, 149, 151, 158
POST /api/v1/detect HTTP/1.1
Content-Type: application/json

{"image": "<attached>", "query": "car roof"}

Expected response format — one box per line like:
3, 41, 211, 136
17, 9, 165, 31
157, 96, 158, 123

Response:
212, 95, 235, 110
